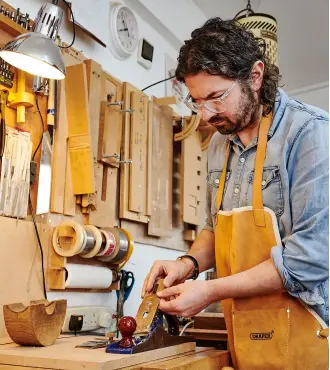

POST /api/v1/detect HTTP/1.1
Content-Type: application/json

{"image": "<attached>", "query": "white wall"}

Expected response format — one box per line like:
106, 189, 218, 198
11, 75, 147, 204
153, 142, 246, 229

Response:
288, 82, 329, 112
8, 0, 205, 318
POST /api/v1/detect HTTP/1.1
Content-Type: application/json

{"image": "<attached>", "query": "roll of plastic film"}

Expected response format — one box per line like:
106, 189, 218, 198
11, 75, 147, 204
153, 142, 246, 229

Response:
52, 220, 87, 257
65, 264, 113, 289
80, 225, 103, 258
96, 229, 117, 257
98, 228, 129, 263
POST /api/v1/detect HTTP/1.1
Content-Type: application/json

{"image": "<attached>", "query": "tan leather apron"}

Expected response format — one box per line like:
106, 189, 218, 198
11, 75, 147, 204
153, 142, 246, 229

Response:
215, 113, 329, 370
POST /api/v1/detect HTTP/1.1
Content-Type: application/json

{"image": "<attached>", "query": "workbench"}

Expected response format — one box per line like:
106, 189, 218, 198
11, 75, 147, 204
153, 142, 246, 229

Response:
0, 335, 230, 370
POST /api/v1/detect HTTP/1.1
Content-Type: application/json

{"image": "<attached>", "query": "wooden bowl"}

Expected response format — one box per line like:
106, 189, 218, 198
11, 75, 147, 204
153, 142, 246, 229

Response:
3, 299, 67, 346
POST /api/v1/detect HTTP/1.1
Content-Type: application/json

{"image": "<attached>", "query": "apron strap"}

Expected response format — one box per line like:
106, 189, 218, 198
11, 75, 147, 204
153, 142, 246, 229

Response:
216, 144, 231, 212
252, 113, 273, 227
215, 112, 273, 220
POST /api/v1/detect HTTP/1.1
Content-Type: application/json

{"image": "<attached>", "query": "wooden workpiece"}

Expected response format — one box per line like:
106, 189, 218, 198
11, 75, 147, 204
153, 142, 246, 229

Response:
147, 97, 173, 237
120, 82, 148, 223
3, 299, 67, 346
88, 68, 122, 228
181, 129, 203, 225
65, 63, 95, 195
0, 335, 202, 370
60, 46, 87, 216
51, 80, 69, 214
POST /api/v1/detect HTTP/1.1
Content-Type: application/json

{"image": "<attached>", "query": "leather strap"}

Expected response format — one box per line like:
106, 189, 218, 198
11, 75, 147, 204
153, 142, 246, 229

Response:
214, 113, 273, 225
252, 113, 272, 227
216, 144, 231, 212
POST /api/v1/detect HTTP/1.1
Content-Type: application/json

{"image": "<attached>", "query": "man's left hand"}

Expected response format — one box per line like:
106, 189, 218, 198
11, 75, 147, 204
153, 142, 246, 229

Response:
157, 280, 217, 317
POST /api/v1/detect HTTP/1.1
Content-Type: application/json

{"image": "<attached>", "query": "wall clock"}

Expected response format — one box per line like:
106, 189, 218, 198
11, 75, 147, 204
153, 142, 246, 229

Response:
108, 1, 139, 60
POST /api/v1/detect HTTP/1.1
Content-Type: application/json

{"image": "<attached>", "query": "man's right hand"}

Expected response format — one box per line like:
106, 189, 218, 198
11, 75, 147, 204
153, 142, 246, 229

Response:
141, 258, 195, 298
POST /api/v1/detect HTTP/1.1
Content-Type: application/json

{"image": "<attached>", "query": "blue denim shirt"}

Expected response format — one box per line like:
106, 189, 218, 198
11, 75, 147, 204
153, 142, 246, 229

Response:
204, 88, 329, 324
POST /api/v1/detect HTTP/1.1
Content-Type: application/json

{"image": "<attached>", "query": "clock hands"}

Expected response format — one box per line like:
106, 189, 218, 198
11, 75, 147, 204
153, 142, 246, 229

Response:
122, 12, 130, 38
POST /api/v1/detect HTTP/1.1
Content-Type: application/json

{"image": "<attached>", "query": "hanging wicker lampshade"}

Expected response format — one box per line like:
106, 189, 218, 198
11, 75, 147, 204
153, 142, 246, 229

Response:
235, 1, 279, 67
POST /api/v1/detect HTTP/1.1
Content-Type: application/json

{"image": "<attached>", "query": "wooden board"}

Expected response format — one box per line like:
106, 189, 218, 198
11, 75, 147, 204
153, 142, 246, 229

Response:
63, 144, 76, 216
84, 59, 103, 160
181, 130, 203, 225
148, 98, 173, 237
0, 335, 195, 370
129, 91, 148, 214
142, 349, 229, 370
194, 312, 226, 330
124, 347, 210, 370
184, 328, 228, 342
121, 219, 189, 252
88, 71, 122, 228
0, 216, 50, 339
59, 45, 86, 215
65, 63, 95, 195
50, 80, 68, 214
120, 83, 148, 223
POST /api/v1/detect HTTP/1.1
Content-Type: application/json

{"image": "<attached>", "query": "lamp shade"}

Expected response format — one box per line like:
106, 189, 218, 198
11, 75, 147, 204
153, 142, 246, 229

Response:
0, 32, 65, 80
237, 13, 279, 67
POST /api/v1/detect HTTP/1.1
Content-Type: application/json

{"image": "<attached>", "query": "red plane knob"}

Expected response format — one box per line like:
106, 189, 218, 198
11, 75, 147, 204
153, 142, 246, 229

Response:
118, 316, 137, 348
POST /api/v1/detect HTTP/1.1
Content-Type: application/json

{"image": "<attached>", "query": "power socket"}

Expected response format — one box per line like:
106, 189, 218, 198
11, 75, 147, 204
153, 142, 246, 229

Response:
62, 306, 117, 333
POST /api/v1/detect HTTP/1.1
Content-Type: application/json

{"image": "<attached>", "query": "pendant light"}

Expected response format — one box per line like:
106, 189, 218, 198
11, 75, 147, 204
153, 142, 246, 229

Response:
235, 0, 279, 67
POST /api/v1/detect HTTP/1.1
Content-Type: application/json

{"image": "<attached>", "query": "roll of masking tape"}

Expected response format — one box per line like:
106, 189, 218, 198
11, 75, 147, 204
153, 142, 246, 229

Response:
80, 225, 103, 258
52, 220, 87, 257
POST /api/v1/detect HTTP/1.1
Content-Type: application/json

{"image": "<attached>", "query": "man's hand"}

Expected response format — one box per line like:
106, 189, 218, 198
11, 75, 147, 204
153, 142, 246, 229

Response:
156, 280, 218, 317
141, 259, 195, 298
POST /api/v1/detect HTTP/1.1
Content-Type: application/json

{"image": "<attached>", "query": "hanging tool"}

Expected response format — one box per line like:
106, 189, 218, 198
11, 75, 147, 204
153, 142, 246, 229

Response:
8, 70, 34, 124
35, 99, 52, 215
47, 79, 55, 144
116, 270, 135, 319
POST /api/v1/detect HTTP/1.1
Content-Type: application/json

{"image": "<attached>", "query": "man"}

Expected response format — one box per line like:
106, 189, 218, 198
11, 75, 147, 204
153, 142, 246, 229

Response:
142, 18, 329, 368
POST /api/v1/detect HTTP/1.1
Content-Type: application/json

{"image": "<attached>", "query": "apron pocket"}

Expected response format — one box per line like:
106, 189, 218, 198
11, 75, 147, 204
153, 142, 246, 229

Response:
232, 308, 290, 370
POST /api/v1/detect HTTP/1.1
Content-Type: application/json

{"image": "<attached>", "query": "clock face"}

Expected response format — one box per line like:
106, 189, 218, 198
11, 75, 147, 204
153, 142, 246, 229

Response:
109, 2, 139, 60
116, 8, 138, 53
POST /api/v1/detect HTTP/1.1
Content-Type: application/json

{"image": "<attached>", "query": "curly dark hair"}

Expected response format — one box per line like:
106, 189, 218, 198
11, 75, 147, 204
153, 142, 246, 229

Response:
175, 17, 281, 108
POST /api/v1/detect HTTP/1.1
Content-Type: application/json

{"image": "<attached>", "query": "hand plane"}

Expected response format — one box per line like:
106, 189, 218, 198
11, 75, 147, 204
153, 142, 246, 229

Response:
106, 280, 195, 354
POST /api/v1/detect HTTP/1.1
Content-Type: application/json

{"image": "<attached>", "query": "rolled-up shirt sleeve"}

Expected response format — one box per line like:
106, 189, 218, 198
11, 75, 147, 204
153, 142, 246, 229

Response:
271, 118, 329, 302
203, 177, 215, 232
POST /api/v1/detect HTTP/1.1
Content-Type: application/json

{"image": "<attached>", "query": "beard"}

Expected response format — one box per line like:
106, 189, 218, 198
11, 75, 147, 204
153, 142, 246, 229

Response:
207, 82, 261, 135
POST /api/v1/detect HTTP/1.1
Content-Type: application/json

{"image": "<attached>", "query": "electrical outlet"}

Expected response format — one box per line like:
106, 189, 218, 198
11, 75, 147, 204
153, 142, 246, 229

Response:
62, 306, 117, 333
